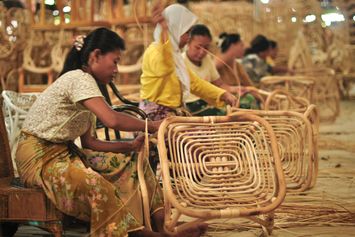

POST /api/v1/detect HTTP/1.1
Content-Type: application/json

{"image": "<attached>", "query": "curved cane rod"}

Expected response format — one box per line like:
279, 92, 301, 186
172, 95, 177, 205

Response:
137, 118, 152, 230
264, 89, 309, 111
133, 0, 144, 36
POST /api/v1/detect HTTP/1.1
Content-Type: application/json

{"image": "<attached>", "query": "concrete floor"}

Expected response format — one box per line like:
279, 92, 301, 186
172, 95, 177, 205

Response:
13, 100, 355, 237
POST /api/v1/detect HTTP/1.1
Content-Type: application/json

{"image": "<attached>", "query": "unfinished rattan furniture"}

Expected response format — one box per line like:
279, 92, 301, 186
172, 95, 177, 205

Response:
229, 108, 318, 192
260, 75, 315, 103
18, 38, 54, 93
157, 114, 286, 235
244, 87, 310, 113
0, 97, 63, 237
228, 89, 320, 191
294, 67, 340, 122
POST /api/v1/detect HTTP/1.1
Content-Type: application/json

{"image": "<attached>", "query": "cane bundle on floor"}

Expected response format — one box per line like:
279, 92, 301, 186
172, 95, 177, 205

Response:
157, 113, 286, 235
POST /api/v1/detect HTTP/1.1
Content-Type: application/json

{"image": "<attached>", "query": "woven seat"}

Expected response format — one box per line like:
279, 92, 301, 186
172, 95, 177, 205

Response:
157, 114, 286, 234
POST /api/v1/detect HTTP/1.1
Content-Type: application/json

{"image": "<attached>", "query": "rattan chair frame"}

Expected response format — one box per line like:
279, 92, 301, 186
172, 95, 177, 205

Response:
295, 68, 340, 122
260, 76, 315, 103
157, 113, 286, 234
229, 109, 317, 192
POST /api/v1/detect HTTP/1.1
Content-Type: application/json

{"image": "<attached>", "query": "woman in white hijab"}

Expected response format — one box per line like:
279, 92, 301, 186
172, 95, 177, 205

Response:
139, 3, 236, 121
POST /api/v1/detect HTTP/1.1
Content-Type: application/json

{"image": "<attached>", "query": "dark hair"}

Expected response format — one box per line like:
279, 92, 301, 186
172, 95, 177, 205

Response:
269, 40, 277, 49
189, 24, 212, 40
218, 32, 241, 53
244, 34, 270, 55
60, 27, 125, 76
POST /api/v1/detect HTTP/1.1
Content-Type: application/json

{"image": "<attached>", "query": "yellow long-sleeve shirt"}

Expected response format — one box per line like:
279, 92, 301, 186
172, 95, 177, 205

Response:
140, 39, 226, 108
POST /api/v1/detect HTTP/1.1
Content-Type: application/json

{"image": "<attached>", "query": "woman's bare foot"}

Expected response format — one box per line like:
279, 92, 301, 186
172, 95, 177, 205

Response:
170, 223, 208, 237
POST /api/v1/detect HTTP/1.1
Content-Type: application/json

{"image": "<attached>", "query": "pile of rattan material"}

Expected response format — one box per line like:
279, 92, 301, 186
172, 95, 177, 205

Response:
157, 113, 286, 235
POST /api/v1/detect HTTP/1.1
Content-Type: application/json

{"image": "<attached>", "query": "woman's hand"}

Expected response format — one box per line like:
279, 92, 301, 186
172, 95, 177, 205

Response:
131, 134, 145, 152
152, 2, 167, 30
221, 91, 238, 107
148, 120, 162, 134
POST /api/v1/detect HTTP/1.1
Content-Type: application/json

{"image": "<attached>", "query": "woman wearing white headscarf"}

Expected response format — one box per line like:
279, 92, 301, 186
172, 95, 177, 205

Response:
139, 3, 236, 120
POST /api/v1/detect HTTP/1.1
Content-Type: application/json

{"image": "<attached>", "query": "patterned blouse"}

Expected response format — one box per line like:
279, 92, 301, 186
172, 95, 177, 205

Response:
22, 69, 103, 143
241, 54, 272, 84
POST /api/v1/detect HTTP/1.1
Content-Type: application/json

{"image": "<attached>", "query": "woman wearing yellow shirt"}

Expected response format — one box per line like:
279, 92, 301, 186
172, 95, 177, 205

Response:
139, 4, 236, 120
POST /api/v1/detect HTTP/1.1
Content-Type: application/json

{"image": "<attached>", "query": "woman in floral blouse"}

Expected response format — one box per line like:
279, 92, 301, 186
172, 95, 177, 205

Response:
15, 26, 207, 237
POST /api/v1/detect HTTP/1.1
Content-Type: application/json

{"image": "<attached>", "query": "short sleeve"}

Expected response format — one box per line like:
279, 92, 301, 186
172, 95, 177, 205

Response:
67, 71, 104, 103
206, 55, 220, 82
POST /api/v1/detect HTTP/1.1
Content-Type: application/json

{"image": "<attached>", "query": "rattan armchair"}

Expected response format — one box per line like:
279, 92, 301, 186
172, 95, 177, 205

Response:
157, 113, 286, 235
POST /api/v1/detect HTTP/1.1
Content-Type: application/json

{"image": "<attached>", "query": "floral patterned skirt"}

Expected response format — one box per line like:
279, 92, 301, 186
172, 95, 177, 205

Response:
15, 132, 163, 237
139, 99, 190, 121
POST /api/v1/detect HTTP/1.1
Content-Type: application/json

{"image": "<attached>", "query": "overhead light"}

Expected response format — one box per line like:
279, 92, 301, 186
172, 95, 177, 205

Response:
11, 20, 18, 28
6, 26, 13, 35
63, 6, 71, 13
260, 0, 269, 4
303, 14, 316, 23
291, 17, 297, 23
353, 15, 355, 21
45, 0, 55, 5
53, 10, 59, 16
321, 12, 345, 26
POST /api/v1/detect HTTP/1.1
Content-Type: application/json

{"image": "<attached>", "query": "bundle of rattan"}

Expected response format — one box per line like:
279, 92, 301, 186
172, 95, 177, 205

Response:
157, 113, 286, 235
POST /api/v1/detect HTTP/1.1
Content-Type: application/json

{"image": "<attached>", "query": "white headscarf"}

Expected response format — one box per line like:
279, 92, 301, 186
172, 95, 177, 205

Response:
153, 4, 198, 103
